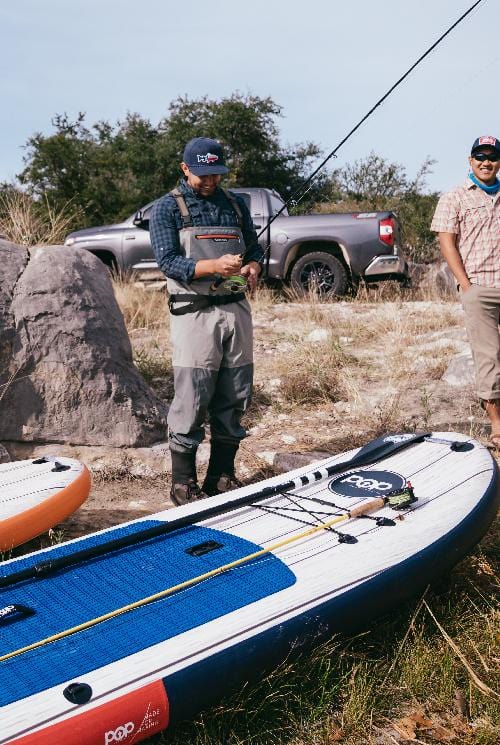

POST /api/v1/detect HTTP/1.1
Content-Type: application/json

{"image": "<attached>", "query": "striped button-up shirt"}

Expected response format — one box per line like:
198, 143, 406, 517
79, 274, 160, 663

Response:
150, 181, 263, 284
431, 179, 500, 287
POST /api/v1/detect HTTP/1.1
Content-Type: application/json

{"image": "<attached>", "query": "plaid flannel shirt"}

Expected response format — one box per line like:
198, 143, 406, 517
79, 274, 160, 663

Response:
431, 179, 500, 287
150, 180, 263, 283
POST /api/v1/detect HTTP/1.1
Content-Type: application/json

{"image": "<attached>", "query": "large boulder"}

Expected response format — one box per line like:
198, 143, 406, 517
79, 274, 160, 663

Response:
0, 241, 168, 446
408, 261, 458, 297
0, 240, 29, 383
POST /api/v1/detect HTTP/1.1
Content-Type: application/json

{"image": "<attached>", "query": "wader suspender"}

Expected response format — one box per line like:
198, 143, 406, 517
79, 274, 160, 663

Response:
168, 188, 246, 316
170, 187, 243, 228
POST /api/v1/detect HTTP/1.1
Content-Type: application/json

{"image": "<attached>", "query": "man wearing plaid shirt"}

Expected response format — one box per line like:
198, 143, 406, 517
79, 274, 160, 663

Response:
431, 135, 500, 448
150, 137, 263, 505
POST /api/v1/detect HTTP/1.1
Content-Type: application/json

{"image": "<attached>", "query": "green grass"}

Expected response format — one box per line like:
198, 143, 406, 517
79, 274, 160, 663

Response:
133, 348, 173, 385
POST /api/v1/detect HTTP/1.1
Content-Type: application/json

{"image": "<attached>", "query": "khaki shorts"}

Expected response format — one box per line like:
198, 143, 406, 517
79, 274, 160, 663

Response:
460, 285, 500, 400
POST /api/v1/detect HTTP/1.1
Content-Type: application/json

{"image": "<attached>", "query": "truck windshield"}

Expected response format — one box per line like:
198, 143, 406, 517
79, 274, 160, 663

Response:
270, 193, 288, 217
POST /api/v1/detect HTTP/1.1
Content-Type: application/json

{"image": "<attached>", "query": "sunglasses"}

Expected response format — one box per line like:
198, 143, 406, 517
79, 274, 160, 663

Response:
472, 152, 500, 162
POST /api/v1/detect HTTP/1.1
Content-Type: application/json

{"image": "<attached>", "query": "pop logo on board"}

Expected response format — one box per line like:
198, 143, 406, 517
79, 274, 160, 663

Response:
329, 469, 405, 498
104, 721, 134, 743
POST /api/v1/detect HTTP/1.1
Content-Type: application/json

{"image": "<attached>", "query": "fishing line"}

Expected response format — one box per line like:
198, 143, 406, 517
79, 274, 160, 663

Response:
252, 0, 485, 272
391, 51, 500, 146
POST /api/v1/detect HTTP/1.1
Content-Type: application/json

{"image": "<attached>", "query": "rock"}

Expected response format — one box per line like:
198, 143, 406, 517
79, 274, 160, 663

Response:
435, 262, 459, 296
0, 240, 29, 388
0, 444, 11, 463
407, 261, 429, 287
442, 349, 476, 387
5, 440, 171, 477
274, 450, 331, 473
306, 328, 330, 343
196, 443, 211, 465
256, 451, 276, 466
0, 241, 168, 446
409, 261, 458, 297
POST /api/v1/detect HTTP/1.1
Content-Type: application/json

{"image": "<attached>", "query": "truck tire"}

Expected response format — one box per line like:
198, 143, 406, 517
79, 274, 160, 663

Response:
290, 252, 349, 297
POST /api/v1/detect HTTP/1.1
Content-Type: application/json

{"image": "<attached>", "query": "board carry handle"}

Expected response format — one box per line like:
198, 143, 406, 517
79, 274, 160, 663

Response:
0, 604, 35, 626
0, 431, 430, 590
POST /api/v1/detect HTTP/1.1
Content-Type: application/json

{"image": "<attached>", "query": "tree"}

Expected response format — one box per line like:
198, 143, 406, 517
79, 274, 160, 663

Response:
19, 112, 164, 227
19, 94, 320, 230
320, 152, 440, 262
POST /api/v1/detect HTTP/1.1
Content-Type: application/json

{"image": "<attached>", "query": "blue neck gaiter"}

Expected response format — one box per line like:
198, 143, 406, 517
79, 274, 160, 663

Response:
469, 172, 500, 194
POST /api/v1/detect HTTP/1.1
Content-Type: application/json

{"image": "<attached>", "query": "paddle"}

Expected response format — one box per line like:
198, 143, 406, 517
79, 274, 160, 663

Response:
0, 431, 429, 589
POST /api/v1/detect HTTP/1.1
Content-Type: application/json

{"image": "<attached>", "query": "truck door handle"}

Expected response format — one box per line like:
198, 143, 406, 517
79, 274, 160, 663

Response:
253, 224, 262, 229
125, 235, 136, 240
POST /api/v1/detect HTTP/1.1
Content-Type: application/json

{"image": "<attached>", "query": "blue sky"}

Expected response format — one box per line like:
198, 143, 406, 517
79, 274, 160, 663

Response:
1, 0, 498, 195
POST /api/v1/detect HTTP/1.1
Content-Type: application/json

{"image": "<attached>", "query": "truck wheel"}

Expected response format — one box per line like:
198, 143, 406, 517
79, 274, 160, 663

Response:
290, 252, 349, 297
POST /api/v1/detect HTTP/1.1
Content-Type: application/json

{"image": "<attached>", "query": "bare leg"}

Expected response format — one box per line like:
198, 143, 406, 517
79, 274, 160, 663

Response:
482, 399, 500, 448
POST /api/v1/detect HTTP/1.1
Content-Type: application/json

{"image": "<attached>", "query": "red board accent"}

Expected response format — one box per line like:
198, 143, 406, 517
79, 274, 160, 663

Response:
8, 680, 169, 745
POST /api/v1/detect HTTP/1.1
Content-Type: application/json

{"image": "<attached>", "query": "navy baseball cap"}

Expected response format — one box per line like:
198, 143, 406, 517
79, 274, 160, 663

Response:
182, 137, 229, 176
471, 135, 500, 155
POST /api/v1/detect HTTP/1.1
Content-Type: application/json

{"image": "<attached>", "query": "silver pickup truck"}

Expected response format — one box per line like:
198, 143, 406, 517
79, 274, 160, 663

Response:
64, 187, 409, 296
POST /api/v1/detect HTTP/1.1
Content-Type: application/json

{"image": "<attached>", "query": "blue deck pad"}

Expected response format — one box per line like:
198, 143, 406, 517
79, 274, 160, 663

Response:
0, 523, 296, 707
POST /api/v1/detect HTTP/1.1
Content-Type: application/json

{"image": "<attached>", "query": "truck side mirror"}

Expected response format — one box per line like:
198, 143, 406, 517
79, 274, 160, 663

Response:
133, 210, 149, 231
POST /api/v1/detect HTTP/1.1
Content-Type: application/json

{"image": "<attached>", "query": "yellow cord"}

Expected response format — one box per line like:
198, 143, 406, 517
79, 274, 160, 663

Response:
0, 496, 385, 663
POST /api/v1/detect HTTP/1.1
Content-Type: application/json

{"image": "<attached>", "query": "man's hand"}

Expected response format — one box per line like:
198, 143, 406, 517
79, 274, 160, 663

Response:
240, 261, 261, 294
214, 253, 243, 277
194, 254, 242, 279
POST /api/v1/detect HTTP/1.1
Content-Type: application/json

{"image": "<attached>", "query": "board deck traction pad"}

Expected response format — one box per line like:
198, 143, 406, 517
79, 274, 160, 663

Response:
0, 432, 498, 745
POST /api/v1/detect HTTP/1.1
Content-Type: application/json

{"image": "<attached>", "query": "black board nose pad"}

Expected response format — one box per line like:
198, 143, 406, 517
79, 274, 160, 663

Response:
63, 682, 93, 704
51, 462, 71, 472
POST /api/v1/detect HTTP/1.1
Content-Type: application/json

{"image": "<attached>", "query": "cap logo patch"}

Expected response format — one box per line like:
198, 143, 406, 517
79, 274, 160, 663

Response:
197, 152, 219, 165
478, 136, 496, 146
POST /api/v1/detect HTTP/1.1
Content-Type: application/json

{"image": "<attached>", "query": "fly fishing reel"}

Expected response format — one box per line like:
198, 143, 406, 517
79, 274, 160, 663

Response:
210, 274, 248, 294
384, 482, 417, 510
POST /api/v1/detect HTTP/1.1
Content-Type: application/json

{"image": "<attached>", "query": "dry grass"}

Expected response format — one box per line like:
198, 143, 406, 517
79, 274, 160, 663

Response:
0, 190, 81, 246
112, 277, 169, 330
277, 338, 353, 406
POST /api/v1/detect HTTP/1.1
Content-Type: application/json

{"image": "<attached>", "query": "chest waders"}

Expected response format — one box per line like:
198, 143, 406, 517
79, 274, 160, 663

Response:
167, 189, 254, 502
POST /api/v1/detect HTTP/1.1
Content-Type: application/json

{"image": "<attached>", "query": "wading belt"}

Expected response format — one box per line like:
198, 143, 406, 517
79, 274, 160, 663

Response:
168, 293, 246, 316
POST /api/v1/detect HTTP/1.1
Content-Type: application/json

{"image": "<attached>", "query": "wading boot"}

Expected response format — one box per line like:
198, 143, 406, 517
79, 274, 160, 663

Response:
170, 450, 208, 506
202, 473, 243, 497
202, 442, 242, 497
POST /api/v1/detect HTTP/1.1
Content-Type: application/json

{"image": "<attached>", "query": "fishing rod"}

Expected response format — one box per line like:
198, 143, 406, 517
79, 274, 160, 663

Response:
248, 0, 485, 276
